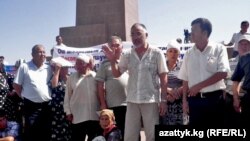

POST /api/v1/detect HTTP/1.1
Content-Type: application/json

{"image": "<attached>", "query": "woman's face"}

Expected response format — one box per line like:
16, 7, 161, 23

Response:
166, 48, 179, 61
100, 115, 113, 129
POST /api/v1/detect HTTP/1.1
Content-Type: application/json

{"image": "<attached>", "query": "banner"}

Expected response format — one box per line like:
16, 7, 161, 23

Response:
52, 41, 193, 71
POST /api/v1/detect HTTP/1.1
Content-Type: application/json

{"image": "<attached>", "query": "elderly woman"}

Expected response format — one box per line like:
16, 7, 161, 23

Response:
99, 109, 122, 141
161, 40, 186, 125
49, 58, 72, 141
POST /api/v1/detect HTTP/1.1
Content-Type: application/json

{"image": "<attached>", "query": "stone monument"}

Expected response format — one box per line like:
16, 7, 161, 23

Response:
60, 0, 139, 47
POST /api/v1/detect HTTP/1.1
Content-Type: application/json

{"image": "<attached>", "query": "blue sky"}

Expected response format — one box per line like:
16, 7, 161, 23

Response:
1, 0, 250, 64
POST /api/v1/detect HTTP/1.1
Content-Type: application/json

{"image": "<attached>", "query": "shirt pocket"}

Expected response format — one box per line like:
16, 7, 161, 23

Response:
206, 56, 217, 73
144, 56, 157, 73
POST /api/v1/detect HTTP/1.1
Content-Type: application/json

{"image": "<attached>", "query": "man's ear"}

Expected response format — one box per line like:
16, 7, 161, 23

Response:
203, 30, 208, 37
146, 32, 148, 37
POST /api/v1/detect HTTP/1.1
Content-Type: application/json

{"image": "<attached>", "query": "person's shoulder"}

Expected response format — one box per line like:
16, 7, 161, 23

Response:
149, 45, 161, 51
241, 52, 250, 59
208, 41, 224, 49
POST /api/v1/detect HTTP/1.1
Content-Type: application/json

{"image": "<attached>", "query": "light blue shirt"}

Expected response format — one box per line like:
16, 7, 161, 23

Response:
14, 61, 52, 102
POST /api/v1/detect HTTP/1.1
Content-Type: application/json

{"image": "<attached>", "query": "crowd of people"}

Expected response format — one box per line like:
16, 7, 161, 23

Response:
0, 18, 249, 141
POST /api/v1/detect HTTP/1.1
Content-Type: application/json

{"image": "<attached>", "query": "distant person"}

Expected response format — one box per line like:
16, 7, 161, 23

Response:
178, 18, 230, 127
184, 29, 190, 43
0, 56, 4, 65
13, 44, 53, 141
223, 20, 249, 57
95, 36, 128, 140
64, 53, 101, 141
0, 109, 20, 141
51, 35, 67, 57
102, 23, 168, 141
231, 35, 250, 127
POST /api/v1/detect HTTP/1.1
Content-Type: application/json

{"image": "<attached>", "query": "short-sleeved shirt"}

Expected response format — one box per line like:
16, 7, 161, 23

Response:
230, 32, 250, 51
14, 61, 52, 102
178, 41, 230, 92
118, 45, 168, 103
231, 53, 250, 90
224, 57, 242, 95
0, 121, 20, 141
95, 59, 128, 107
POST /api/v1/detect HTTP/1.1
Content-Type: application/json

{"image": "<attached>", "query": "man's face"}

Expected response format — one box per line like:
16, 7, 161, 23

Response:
241, 23, 249, 33
238, 40, 250, 56
32, 46, 46, 63
109, 38, 122, 51
130, 25, 147, 47
191, 23, 205, 43
56, 36, 63, 44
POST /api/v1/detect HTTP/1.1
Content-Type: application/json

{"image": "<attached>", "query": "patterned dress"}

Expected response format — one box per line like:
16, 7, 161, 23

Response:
4, 73, 23, 123
0, 72, 22, 123
0, 73, 9, 109
49, 80, 71, 141
161, 62, 184, 125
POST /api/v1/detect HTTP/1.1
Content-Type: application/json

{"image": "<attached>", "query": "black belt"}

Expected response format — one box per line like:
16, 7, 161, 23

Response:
23, 98, 50, 107
195, 90, 223, 99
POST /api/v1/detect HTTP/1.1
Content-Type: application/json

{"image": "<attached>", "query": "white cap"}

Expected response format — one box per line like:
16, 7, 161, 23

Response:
51, 57, 73, 67
76, 53, 91, 64
238, 35, 250, 43
167, 40, 181, 52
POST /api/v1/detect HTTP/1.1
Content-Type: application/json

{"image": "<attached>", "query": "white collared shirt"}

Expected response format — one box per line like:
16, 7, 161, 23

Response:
178, 41, 230, 93
14, 61, 52, 102
118, 45, 168, 103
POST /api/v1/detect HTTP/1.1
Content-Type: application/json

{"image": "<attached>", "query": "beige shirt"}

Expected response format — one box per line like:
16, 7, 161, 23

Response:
95, 59, 128, 107
118, 46, 168, 103
178, 41, 230, 93
64, 71, 99, 124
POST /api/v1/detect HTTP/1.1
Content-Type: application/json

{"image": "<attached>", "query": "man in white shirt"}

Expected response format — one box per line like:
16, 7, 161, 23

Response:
223, 21, 249, 57
102, 23, 168, 141
13, 44, 53, 141
51, 35, 67, 57
178, 18, 230, 126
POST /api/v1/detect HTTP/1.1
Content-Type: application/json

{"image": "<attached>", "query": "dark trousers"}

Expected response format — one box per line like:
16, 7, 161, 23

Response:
23, 98, 52, 141
110, 106, 127, 141
223, 93, 241, 127
71, 120, 102, 141
240, 93, 250, 127
188, 90, 224, 127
